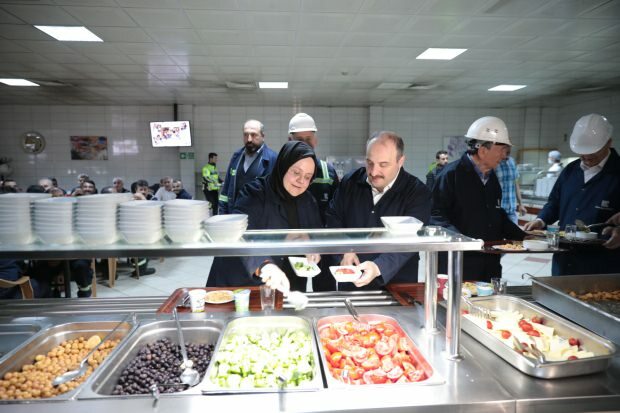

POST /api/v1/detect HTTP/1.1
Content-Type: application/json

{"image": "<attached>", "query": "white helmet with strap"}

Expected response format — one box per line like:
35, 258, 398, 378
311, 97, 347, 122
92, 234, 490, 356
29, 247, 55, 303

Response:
465, 116, 512, 146
289, 113, 317, 134
569, 113, 613, 155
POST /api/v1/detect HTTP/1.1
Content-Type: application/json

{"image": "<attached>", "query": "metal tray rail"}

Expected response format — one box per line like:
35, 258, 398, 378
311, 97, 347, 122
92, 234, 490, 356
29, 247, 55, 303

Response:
200, 315, 323, 394
315, 314, 443, 388
81, 319, 225, 398
283, 291, 400, 309
0, 320, 135, 403
532, 274, 620, 346
461, 295, 616, 379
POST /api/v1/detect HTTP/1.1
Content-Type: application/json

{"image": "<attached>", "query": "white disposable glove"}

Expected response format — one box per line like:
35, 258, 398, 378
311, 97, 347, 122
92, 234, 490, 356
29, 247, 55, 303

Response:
259, 263, 290, 294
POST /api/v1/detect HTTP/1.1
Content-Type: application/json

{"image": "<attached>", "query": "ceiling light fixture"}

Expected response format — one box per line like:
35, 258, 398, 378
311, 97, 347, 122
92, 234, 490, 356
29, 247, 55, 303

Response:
416, 48, 467, 60
488, 84, 526, 92
258, 82, 288, 89
0, 78, 39, 86
34, 25, 103, 42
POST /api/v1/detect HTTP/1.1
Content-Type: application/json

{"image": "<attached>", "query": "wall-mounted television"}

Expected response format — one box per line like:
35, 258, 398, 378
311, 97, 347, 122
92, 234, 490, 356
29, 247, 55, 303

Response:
150, 121, 192, 147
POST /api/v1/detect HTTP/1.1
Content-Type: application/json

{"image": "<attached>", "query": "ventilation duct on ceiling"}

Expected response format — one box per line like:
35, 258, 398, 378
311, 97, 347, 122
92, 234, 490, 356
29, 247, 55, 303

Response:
376, 82, 438, 90
225, 81, 256, 90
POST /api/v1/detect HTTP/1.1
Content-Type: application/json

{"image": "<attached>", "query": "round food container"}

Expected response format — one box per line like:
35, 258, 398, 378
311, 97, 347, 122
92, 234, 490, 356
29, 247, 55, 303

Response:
475, 282, 493, 296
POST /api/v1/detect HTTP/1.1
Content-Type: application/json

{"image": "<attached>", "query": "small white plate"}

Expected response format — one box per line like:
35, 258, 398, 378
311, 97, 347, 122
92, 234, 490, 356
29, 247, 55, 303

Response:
329, 265, 362, 283
204, 290, 234, 304
288, 257, 321, 278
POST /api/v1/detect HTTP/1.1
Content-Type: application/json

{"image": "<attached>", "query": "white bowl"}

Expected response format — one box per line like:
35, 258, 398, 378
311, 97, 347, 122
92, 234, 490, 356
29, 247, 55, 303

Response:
165, 228, 203, 243
77, 231, 117, 245
381, 216, 423, 234
205, 227, 246, 242
0, 231, 33, 245
37, 231, 74, 245
164, 199, 208, 207
0, 193, 50, 203
523, 239, 549, 251
121, 230, 163, 244
576, 231, 598, 240
203, 214, 248, 224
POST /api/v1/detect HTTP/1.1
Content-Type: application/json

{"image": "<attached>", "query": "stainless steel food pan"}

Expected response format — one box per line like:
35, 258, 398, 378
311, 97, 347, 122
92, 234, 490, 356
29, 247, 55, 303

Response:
315, 314, 443, 388
201, 315, 323, 393
461, 295, 615, 379
82, 319, 224, 398
0, 320, 134, 403
0, 322, 43, 361
532, 274, 620, 346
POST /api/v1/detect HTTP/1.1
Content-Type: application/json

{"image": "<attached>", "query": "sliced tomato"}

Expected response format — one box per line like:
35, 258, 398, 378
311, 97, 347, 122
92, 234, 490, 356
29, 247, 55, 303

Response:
568, 355, 578, 361
383, 327, 397, 336
501, 330, 511, 339
396, 374, 408, 383
361, 354, 380, 371
332, 368, 343, 380
461, 309, 469, 315
568, 337, 580, 347
531, 316, 543, 324
406, 369, 427, 382
402, 361, 416, 373
329, 351, 343, 367
367, 331, 380, 346
381, 355, 394, 372
486, 320, 493, 329
526, 330, 540, 337
373, 323, 386, 334
398, 337, 410, 352
344, 365, 364, 381
320, 326, 340, 340
352, 347, 369, 364
392, 351, 409, 368
386, 366, 404, 381
325, 337, 344, 354
375, 338, 396, 356
520, 322, 533, 333
363, 368, 388, 384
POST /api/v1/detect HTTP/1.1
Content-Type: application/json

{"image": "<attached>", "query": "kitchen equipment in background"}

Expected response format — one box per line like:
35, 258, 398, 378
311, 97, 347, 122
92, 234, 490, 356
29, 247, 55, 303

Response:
326, 156, 366, 180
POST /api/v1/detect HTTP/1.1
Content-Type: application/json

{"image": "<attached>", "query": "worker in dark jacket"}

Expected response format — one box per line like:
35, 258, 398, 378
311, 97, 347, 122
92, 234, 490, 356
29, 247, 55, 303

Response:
288, 112, 339, 224
326, 131, 432, 289
218, 119, 278, 214
524, 113, 620, 275
207, 141, 326, 291
431, 116, 525, 281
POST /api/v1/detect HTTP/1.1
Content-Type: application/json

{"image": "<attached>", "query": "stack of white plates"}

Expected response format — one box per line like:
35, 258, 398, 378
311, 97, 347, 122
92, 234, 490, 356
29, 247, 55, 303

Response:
204, 214, 248, 242
0, 193, 50, 244
33, 197, 76, 244
75, 194, 131, 245
118, 201, 163, 244
163, 199, 210, 243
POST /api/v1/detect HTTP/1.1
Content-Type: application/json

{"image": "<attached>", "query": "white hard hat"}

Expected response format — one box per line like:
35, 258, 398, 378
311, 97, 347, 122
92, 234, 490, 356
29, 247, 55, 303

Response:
569, 113, 613, 155
288, 113, 317, 134
465, 116, 512, 146
548, 150, 561, 161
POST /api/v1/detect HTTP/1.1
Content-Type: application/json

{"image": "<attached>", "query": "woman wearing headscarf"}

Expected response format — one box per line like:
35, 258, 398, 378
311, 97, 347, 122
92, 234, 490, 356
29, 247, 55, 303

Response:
207, 141, 327, 292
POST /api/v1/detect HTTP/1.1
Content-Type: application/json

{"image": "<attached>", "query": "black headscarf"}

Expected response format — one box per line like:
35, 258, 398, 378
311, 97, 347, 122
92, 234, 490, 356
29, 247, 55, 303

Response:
269, 141, 317, 228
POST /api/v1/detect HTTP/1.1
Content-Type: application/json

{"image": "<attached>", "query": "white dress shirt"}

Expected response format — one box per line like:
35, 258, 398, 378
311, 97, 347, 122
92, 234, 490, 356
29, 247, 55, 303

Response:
581, 151, 610, 183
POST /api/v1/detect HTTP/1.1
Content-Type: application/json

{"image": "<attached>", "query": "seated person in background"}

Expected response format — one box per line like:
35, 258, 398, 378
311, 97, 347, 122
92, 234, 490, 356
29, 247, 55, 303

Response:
26, 184, 45, 193
326, 131, 431, 289
172, 179, 192, 199
72, 179, 97, 196
153, 177, 176, 201
50, 177, 66, 194
1, 179, 19, 193
38, 177, 54, 192
112, 177, 129, 193
0, 260, 48, 299
69, 173, 89, 195
207, 141, 326, 292
131, 179, 153, 200
29, 260, 93, 298
100, 186, 116, 194
48, 187, 65, 197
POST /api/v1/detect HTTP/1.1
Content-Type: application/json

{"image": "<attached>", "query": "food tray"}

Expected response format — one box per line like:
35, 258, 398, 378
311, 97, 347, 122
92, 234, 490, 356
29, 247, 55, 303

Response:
0, 320, 134, 402
201, 315, 323, 393
532, 274, 620, 346
315, 314, 443, 387
0, 322, 42, 361
461, 295, 615, 379
82, 319, 224, 398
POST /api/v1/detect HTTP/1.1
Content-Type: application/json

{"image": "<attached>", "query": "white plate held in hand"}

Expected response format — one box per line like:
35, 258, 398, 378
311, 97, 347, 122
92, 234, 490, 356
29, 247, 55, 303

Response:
329, 266, 362, 283
288, 257, 321, 278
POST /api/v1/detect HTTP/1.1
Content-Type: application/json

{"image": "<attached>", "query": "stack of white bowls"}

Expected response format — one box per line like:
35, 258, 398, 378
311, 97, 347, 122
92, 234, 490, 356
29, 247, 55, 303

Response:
75, 193, 132, 245
0, 193, 50, 244
163, 199, 210, 243
204, 214, 248, 242
33, 197, 76, 244
118, 201, 163, 244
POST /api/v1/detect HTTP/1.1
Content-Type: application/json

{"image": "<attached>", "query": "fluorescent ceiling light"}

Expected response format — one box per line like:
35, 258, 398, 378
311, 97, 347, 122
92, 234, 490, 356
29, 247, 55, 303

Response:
488, 84, 527, 92
258, 82, 288, 89
34, 25, 103, 42
416, 48, 467, 60
377, 82, 412, 90
0, 78, 39, 86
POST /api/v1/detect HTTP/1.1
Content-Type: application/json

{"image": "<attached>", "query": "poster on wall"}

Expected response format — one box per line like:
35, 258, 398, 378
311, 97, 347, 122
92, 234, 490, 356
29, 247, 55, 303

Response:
70, 136, 108, 160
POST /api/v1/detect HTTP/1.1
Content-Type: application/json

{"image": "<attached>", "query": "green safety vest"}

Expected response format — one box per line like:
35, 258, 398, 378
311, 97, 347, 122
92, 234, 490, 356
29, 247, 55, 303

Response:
202, 163, 220, 191
312, 160, 333, 185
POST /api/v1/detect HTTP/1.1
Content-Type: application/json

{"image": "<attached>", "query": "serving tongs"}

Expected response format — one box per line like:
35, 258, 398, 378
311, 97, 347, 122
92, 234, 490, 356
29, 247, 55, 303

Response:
344, 298, 370, 329
575, 219, 613, 232
462, 296, 493, 320
512, 336, 546, 364
52, 313, 134, 387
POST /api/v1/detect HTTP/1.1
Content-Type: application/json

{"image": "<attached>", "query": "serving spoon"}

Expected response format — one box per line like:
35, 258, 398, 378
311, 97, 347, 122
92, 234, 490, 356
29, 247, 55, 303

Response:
172, 308, 200, 386
575, 219, 612, 232
53, 313, 133, 387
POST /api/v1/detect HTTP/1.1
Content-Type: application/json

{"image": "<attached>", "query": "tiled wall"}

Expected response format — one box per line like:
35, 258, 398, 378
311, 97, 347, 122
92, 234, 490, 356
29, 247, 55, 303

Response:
1, 100, 617, 195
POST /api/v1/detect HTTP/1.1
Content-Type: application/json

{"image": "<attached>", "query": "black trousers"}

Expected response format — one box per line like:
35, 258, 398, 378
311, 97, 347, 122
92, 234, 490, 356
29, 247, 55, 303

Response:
204, 189, 219, 216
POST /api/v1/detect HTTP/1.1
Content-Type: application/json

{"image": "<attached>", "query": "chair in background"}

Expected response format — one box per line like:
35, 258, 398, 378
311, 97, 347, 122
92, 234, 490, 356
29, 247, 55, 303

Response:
0, 276, 34, 299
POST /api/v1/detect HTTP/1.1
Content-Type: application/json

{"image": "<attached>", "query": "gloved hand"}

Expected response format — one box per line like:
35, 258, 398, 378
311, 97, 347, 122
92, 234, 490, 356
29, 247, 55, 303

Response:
259, 263, 290, 294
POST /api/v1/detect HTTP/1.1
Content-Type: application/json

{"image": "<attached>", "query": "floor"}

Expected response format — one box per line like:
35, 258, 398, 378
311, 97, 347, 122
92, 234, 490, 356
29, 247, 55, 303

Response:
92, 253, 551, 298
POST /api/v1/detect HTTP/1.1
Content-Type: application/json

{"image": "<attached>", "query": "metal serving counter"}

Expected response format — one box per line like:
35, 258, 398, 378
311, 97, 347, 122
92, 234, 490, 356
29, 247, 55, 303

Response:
0, 304, 619, 413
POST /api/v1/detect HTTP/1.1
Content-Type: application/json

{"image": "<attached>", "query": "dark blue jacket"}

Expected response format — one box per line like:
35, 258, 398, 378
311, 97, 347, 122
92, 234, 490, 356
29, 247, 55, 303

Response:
537, 148, 620, 275
325, 167, 431, 288
175, 189, 192, 200
430, 153, 524, 281
207, 177, 326, 290
218, 144, 278, 215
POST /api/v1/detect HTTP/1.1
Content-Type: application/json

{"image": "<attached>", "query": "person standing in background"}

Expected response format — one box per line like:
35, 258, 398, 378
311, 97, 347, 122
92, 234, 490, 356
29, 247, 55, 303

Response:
546, 150, 563, 177
202, 152, 221, 216
425, 150, 449, 190
495, 146, 527, 224
218, 119, 278, 214
288, 113, 339, 224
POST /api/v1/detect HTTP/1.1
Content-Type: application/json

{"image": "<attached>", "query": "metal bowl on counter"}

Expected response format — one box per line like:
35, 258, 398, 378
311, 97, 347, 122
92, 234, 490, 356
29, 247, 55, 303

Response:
0, 320, 135, 402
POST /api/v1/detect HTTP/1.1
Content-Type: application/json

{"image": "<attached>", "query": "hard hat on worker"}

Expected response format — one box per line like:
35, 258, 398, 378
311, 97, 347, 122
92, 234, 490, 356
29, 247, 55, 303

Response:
569, 113, 613, 155
465, 116, 512, 146
289, 113, 317, 134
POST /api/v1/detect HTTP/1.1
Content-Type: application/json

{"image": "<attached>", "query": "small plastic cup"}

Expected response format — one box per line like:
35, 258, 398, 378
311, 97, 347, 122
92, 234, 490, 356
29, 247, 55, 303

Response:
491, 278, 508, 295
260, 284, 275, 311
546, 224, 560, 248
436, 274, 449, 301
564, 224, 577, 240
188, 289, 207, 313
234, 289, 251, 313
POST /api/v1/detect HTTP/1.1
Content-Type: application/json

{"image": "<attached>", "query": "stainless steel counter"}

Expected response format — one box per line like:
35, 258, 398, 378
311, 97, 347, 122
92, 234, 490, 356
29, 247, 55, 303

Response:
1, 302, 619, 413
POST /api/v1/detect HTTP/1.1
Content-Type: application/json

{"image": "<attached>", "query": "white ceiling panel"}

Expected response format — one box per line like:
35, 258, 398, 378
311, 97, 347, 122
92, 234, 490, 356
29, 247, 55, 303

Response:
185, 10, 245, 29
246, 12, 299, 31
43, 53, 94, 64
301, 0, 363, 13
405, 16, 461, 35
197, 30, 248, 45
236, 0, 300, 12
0, 8, 22, 24
90, 27, 152, 43
501, 18, 568, 36
127, 54, 176, 65
350, 14, 409, 32
0, 4, 79, 25
420, 0, 490, 16
146, 28, 201, 43
360, 0, 425, 14
299, 13, 355, 32
251, 31, 295, 46
126, 8, 191, 28
114, 42, 166, 55
63, 6, 137, 27
17, 39, 74, 54
0, 24, 50, 40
